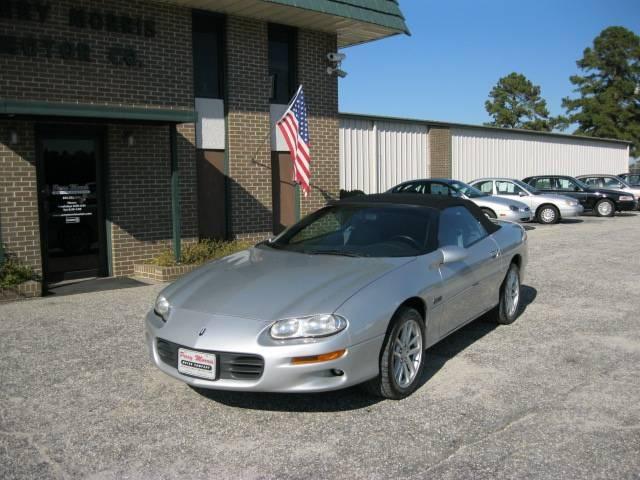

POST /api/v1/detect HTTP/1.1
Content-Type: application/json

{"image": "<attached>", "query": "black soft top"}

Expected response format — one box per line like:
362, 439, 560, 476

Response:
334, 193, 501, 234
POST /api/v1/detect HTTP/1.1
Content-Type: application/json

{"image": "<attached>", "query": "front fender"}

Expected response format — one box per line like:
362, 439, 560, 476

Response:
334, 250, 444, 348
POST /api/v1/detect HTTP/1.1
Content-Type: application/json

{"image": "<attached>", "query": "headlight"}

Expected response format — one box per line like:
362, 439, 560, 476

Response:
154, 295, 171, 321
270, 314, 348, 340
619, 195, 634, 201
564, 199, 578, 206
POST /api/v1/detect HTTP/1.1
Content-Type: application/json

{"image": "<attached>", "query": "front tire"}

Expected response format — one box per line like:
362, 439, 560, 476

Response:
595, 199, 614, 217
482, 208, 497, 219
363, 306, 425, 400
495, 263, 521, 325
536, 204, 559, 224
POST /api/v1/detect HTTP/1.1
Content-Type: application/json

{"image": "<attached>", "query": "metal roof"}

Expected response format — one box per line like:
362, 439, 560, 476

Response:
340, 112, 632, 146
156, 0, 409, 47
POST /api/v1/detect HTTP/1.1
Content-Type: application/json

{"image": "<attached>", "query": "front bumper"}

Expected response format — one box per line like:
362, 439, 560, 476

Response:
145, 311, 383, 393
558, 204, 584, 218
617, 200, 638, 212
498, 209, 534, 223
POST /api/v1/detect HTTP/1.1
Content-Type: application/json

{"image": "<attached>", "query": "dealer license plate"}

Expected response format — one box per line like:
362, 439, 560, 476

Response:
177, 348, 217, 380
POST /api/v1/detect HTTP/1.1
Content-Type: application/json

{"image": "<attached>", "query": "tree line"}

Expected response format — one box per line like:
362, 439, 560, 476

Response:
484, 26, 640, 161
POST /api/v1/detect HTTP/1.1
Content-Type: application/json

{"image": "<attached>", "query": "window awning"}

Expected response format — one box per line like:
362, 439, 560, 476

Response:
157, 0, 410, 47
0, 99, 197, 123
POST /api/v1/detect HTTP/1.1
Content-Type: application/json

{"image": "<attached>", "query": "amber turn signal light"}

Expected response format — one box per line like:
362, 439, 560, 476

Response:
291, 349, 346, 365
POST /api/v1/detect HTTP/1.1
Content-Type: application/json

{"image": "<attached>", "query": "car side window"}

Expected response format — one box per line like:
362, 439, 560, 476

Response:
532, 178, 552, 189
602, 177, 623, 188
438, 206, 488, 249
393, 182, 425, 194
496, 181, 525, 195
581, 177, 600, 187
428, 183, 451, 196
557, 178, 579, 191
473, 181, 494, 194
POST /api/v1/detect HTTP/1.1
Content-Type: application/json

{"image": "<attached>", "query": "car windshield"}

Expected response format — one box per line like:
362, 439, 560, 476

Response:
263, 204, 436, 257
512, 179, 540, 194
449, 181, 488, 198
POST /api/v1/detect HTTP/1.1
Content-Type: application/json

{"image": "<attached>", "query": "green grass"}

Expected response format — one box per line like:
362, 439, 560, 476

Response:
147, 239, 252, 267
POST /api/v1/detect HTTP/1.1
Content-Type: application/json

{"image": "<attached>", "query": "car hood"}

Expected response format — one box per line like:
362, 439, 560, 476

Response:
469, 195, 528, 210
160, 247, 413, 321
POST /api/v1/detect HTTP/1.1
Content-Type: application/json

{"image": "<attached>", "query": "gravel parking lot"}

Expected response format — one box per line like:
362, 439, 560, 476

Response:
1, 213, 639, 479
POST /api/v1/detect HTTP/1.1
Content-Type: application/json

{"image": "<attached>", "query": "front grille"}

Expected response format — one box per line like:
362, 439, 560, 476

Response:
156, 338, 264, 380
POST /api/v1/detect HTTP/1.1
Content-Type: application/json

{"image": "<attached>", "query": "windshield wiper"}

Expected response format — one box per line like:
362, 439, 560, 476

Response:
308, 249, 364, 257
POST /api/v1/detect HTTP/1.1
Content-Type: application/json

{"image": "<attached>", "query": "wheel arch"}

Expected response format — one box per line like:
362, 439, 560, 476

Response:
535, 202, 559, 217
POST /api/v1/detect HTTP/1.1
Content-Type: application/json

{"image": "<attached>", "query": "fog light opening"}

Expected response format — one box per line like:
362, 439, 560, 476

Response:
291, 349, 346, 365
331, 369, 344, 376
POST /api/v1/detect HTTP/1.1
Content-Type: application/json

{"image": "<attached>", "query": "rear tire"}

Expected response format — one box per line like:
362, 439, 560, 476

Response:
595, 199, 614, 217
363, 306, 425, 400
494, 263, 521, 325
482, 208, 497, 219
536, 204, 559, 224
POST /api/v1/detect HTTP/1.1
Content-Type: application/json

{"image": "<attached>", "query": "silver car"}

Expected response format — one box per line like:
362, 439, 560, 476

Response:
389, 178, 533, 222
577, 174, 640, 210
469, 178, 583, 224
145, 194, 528, 399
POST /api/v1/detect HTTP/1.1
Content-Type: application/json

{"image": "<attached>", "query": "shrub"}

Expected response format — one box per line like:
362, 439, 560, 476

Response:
0, 256, 37, 289
147, 239, 252, 267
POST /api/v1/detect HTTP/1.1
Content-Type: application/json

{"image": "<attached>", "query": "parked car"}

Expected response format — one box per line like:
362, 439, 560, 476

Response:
388, 178, 533, 222
468, 177, 583, 224
522, 175, 637, 217
145, 194, 528, 399
618, 173, 640, 186
577, 174, 640, 210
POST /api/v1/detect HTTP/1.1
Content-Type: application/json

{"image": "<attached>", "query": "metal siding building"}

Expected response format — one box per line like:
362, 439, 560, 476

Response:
451, 127, 630, 182
339, 116, 428, 193
339, 113, 630, 192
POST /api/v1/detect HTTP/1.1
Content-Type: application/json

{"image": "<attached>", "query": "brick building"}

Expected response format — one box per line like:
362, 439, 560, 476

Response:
0, 0, 408, 291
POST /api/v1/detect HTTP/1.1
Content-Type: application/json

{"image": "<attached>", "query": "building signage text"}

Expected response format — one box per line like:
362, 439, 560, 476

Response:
0, 0, 157, 67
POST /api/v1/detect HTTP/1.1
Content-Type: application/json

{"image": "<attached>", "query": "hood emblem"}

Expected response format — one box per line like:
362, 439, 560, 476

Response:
198, 328, 207, 337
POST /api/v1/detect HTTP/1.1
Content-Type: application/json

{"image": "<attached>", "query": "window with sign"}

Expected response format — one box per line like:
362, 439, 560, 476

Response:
473, 181, 494, 194
557, 178, 581, 191
496, 181, 526, 196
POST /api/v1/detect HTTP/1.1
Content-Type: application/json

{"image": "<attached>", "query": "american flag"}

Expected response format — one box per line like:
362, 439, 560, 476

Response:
276, 86, 311, 196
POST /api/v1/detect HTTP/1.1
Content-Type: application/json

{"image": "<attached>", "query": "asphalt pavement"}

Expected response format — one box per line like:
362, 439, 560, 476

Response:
1, 212, 639, 479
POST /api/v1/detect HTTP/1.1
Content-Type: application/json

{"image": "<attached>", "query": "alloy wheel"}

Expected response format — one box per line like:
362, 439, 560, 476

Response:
505, 268, 520, 317
540, 207, 556, 224
392, 319, 423, 388
597, 201, 613, 216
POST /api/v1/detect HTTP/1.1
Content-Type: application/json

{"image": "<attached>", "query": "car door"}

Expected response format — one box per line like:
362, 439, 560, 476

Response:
435, 206, 500, 339
528, 177, 553, 194
555, 177, 590, 208
495, 180, 533, 209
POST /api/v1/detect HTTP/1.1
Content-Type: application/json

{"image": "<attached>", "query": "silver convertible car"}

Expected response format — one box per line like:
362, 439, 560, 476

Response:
145, 194, 528, 399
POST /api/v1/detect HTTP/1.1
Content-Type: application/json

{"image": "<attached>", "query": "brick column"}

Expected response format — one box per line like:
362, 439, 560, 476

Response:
0, 121, 42, 276
429, 127, 452, 178
297, 29, 340, 215
226, 16, 273, 240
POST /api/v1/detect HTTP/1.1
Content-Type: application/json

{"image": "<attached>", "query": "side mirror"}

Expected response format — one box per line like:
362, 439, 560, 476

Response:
518, 191, 526, 197
439, 245, 468, 265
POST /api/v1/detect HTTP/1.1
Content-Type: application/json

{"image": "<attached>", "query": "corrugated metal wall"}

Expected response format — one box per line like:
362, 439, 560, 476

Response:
451, 127, 630, 182
339, 118, 429, 193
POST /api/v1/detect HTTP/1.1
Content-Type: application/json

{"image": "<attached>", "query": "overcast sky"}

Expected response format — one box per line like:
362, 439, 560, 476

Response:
338, 0, 640, 126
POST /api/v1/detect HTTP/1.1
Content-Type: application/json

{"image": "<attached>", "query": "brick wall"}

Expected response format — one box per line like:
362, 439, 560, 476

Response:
225, 16, 273, 241
108, 123, 197, 276
0, 121, 42, 275
429, 127, 452, 178
297, 29, 340, 215
0, 0, 193, 110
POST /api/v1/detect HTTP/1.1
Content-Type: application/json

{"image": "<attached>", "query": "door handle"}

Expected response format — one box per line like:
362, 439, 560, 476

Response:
489, 249, 499, 258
